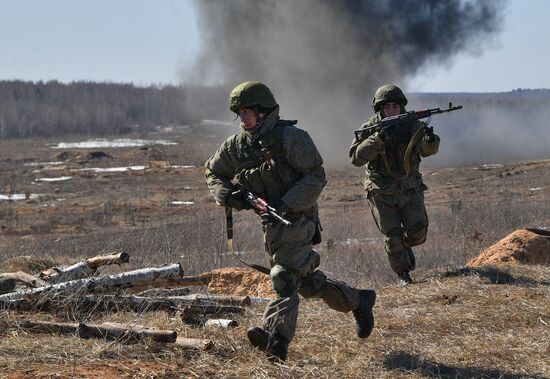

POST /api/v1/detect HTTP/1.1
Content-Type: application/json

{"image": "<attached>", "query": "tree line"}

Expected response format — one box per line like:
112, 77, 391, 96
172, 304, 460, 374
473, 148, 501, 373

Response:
0, 80, 226, 139
1, 80, 548, 144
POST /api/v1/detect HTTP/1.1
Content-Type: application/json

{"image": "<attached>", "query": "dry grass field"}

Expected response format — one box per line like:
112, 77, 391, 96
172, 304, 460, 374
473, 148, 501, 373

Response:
0, 125, 549, 378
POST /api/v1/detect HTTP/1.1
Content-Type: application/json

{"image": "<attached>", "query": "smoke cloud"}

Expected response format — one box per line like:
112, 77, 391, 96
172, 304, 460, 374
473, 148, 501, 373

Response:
185, 0, 507, 167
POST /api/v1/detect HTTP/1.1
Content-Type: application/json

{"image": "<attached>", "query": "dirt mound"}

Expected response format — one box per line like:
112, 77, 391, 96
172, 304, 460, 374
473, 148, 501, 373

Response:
468, 229, 550, 267
201, 267, 274, 298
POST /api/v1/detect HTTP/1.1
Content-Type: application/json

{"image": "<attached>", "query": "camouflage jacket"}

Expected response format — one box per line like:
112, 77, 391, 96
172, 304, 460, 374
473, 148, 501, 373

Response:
349, 112, 440, 194
205, 106, 326, 216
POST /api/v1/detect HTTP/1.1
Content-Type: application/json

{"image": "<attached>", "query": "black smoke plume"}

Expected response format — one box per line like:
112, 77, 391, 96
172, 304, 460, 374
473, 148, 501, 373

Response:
186, 0, 507, 166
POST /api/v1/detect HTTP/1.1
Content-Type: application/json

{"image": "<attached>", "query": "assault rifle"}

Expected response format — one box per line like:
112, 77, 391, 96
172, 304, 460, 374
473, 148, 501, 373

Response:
233, 182, 293, 227
354, 103, 463, 142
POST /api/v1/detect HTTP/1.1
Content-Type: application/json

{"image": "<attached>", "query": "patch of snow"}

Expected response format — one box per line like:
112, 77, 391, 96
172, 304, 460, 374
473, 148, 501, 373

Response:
35, 176, 72, 182
52, 138, 177, 149
24, 161, 64, 166
529, 187, 544, 191
479, 163, 503, 170
0, 193, 39, 201
71, 166, 146, 173
171, 201, 194, 205
171, 165, 195, 169
200, 120, 234, 127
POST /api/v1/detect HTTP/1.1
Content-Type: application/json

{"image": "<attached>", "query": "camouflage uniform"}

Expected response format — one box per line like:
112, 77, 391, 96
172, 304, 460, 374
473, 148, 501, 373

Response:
349, 85, 440, 277
205, 82, 374, 360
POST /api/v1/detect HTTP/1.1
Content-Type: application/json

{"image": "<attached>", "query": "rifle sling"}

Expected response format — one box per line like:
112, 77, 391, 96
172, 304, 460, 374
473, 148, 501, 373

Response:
382, 122, 427, 181
225, 207, 270, 275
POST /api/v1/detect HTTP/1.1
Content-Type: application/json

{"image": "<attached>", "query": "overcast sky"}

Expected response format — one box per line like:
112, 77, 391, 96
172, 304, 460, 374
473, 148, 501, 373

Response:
1, 0, 549, 92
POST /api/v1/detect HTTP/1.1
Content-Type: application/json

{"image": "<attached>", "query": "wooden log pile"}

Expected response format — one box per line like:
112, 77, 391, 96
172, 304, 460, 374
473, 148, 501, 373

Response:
1, 253, 267, 349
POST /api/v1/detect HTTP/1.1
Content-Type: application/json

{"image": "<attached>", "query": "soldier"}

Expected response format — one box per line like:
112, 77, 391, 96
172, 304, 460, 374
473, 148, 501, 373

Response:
349, 84, 440, 286
205, 81, 376, 362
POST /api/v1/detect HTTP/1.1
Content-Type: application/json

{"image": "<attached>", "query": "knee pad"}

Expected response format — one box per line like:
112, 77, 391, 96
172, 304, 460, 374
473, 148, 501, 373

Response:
404, 227, 427, 247
270, 264, 300, 298
299, 269, 327, 298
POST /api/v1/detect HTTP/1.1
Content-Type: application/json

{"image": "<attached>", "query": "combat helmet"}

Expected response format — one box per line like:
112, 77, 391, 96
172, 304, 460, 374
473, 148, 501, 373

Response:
372, 84, 408, 112
229, 81, 277, 114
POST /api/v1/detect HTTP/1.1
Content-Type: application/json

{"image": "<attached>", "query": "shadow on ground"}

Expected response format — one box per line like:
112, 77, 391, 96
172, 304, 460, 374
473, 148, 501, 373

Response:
440, 266, 550, 287
383, 350, 547, 379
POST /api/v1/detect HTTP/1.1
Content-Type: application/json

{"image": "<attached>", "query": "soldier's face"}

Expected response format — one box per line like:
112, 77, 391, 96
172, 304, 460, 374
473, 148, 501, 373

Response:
238, 108, 257, 131
382, 102, 402, 117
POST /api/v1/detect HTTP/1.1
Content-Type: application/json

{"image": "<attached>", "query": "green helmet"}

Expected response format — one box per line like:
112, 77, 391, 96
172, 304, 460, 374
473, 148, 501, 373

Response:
372, 84, 408, 112
228, 81, 277, 114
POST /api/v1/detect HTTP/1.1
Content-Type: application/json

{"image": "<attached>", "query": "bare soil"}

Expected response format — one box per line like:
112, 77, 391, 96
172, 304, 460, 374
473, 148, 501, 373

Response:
1, 127, 549, 377
468, 229, 550, 267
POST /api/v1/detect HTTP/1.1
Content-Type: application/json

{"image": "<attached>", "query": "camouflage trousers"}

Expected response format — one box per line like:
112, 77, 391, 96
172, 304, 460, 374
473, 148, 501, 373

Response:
262, 215, 360, 342
367, 186, 429, 274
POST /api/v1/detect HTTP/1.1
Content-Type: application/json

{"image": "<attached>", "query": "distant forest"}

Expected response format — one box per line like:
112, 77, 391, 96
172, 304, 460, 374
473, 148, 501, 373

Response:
1, 80, 549, 146
0, 80, 226, 139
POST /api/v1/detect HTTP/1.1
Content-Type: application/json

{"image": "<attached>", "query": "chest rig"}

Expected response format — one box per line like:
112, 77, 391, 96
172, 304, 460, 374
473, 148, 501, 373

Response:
234, 120, 299, 202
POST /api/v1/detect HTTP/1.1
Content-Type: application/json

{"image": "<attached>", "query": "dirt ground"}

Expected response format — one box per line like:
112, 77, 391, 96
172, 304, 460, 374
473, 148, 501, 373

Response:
0, 126, 548, 278
0, 126, 549, 377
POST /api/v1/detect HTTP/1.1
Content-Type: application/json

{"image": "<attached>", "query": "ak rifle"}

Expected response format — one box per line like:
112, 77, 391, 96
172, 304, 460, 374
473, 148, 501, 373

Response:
354, 103, 463, 141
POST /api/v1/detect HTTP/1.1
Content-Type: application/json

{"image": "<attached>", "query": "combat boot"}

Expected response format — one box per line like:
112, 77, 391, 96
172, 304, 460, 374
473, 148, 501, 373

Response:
353, 289, 376, 338
266, 333, 288, 362
397, 271, 414, 286
247, 326, 288, 362
247, 326, 269, 351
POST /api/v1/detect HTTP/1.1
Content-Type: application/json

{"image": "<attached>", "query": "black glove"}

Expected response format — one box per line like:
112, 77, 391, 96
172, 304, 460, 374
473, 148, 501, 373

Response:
225, 190, 252, 211
423, 126, 435, 143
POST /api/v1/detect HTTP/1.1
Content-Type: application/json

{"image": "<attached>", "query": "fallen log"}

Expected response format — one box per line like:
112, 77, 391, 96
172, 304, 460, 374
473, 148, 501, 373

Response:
0, 298, 52, 312
0, 263, 184, 301
86, 252, 130, 269
19, 319, 212, 348
18, 320, 177, 343
20, 320, 79, 335
79, 322, 177, 343
1, 293, 246, 315
180, 304, 246, 325
75, 294, 249, 314
40, 252, 130, 284
136, 287, 190, 297
180, 304, 245, 315
176, 294, 251, 306
129, 275, 208, 293
204, 319, 238, 329
77, 294, 249, 311
0, 272, 47, 294
173, 337, 214, 350
77, 294, 178, 313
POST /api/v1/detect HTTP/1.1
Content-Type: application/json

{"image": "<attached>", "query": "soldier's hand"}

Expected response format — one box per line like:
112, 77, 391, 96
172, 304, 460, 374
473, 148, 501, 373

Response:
377, 128, 391, 144
260, 212, 274, 226
423, 126, 435, 143
270, 199, 289, 216
225, 190, 252, 211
